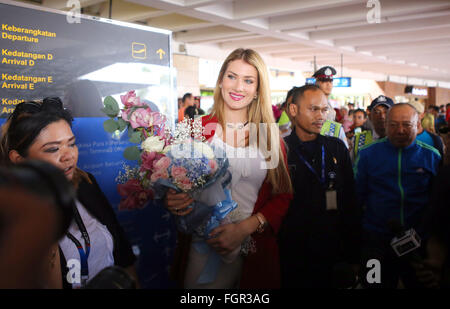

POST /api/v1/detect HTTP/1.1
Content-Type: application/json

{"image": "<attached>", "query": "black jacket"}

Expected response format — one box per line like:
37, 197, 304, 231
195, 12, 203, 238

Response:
429, 131, 444, 159
279, 132, 361, 265
60, 172, 136, 288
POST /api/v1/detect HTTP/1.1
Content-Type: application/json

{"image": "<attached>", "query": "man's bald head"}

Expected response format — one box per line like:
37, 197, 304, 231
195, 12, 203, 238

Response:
386, 103, 418, 148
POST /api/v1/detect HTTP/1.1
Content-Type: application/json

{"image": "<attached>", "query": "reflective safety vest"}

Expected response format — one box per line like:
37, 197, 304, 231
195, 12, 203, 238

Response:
278, 110, 290, 127
353, 130, 373, 157
320, 120, 341, 138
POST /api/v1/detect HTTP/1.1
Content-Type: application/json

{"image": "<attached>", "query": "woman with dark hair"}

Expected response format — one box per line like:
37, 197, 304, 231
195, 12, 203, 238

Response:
184, 105, 200, 120
0, 98, 137, 288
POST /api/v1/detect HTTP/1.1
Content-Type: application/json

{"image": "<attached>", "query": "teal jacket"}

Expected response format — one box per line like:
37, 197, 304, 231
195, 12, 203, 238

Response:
354, 137, 441, 237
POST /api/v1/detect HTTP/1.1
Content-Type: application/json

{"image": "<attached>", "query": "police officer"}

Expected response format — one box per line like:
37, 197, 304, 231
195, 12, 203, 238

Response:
313, 66, 349, 148
352, 95, 394, 160
279, 85, 361, 288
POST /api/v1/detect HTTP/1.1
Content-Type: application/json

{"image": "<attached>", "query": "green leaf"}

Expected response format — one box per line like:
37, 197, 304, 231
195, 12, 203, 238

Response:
117, 118, 127, 131
101, 107, 118, 118
103, 119, 119, 133
102, 96, 120, 118
104, 96, 119, 112
129, 131, 142, 144
123, 146, 141, 161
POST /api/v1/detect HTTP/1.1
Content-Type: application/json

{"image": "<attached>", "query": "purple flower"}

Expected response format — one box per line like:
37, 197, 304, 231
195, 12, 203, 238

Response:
141, 151, 163, 171
121, 90, 144, 108
117, 179, 153, 210
128, 108, 165, 129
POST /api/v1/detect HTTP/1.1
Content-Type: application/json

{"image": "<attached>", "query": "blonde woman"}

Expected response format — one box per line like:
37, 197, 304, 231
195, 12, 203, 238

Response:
165, 48, 293, 288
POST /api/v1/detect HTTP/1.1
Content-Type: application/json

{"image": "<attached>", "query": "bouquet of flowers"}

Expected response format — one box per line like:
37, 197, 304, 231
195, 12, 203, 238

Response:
102, 90, 237, 236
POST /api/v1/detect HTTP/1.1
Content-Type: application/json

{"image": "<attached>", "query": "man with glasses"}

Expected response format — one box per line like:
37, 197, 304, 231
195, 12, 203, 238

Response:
279, 85, 361, 288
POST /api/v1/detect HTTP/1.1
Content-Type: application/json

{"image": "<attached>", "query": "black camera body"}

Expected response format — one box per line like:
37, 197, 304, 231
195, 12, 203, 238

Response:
0, 160, 75, 236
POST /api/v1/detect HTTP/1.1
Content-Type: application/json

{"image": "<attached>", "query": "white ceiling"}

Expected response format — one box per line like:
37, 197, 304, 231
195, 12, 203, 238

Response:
16, 0, 450, 85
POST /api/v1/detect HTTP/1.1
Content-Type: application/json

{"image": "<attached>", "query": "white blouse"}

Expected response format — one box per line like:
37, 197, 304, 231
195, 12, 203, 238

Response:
59, 199, 115, 287
184, 135, 267, 289
211, 136, 267, 222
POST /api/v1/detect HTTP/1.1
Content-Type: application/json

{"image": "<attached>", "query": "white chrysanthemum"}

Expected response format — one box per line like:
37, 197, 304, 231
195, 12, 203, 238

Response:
193, 141, 215, 160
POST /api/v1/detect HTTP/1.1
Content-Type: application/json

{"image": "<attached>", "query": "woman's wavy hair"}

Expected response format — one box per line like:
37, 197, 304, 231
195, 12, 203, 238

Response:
0, 97, 90, 187
209, 48, 292, 194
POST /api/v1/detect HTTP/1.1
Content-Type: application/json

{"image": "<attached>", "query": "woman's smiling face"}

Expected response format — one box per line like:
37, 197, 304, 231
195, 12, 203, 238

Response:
220, 59, 259, 112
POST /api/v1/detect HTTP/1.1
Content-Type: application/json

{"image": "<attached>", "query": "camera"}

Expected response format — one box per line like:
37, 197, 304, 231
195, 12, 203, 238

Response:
84, 266, 136, 289
0, 160, 75, 236
390, 228, 421, 257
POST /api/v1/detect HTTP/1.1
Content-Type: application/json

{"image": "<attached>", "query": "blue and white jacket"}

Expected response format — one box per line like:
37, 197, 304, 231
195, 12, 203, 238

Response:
354, 137, 441, 237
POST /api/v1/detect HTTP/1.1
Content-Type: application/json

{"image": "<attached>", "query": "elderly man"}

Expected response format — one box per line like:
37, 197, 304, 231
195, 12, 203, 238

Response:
354, 103, 441, 288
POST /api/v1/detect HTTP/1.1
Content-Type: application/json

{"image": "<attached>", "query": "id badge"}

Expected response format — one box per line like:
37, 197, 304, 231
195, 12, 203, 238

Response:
326, 190, 337, 210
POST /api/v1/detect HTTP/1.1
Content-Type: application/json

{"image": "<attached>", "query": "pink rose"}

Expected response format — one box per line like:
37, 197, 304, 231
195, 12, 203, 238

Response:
153, 156, 171, 171
120, 90, 144, 108
171, 166, 187, 178
150, 169, 169, 183
175, 175, 192, 191
141, 151, 164, 171
209, 159, 218, 174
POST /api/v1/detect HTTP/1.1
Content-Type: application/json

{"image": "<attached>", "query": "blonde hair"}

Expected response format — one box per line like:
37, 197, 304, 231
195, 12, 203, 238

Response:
210, 48, 292, 194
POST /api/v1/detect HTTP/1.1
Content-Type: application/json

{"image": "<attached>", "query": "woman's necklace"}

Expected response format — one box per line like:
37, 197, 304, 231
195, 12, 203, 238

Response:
225, 121, 249, 130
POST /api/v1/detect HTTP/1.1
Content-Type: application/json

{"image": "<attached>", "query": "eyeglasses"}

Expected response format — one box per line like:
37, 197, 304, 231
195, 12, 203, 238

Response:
9, 97, 64, 122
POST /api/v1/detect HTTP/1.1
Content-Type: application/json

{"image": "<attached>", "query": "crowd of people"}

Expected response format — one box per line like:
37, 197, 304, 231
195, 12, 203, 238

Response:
1, 48, 449, 289
272, 66, 450, 288
171, 55, 450, 289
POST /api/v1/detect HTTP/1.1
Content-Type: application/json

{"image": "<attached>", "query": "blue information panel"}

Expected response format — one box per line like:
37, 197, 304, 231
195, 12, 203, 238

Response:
306, 77, 352, 87
0, 2, 177, 288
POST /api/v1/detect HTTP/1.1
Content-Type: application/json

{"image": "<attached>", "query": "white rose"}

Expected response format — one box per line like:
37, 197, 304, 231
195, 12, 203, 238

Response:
141, 136, 165, 153
193, 141, 215, 160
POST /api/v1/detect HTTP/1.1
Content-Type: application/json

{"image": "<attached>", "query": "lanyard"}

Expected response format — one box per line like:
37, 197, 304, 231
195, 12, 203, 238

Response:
66, 206, 90, 285
294, 144, 326, 187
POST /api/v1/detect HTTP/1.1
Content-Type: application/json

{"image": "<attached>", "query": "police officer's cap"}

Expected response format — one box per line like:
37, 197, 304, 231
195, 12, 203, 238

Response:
368, 95, 394, 111
313, 66, 336, 81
